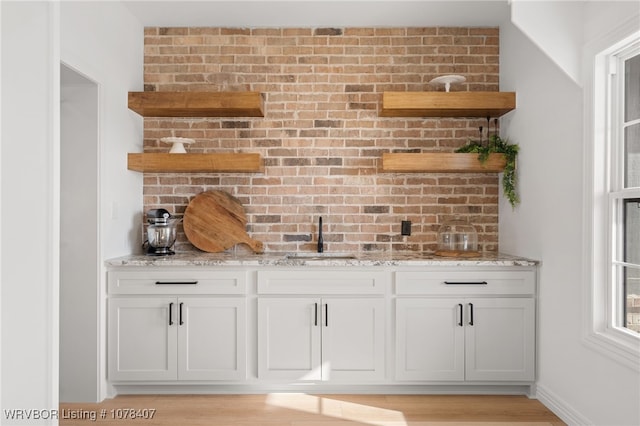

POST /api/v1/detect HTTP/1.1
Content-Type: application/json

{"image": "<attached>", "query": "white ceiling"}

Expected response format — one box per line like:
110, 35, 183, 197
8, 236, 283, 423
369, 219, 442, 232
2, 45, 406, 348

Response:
122, 0, 511, 28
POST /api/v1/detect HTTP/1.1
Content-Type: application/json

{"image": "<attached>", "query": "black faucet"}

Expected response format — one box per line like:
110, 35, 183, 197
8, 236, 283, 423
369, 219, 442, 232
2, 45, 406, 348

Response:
317, 216, 324, 253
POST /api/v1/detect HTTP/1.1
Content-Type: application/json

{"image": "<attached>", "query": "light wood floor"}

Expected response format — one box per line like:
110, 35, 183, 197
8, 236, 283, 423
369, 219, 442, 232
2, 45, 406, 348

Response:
60, 394, 566, 425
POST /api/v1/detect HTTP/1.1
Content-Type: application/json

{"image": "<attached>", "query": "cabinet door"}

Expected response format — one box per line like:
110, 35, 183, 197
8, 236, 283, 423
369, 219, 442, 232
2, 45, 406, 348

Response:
108, 297, 177, 381
177, 297, 246, 381
395, 298, 464, 381
257, 298, 321, 380
465, 298, 535, 381
321, 298, 385, 381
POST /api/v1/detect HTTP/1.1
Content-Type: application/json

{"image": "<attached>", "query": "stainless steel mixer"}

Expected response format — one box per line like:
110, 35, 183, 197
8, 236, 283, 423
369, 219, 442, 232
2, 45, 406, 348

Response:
144, 208, 179, 256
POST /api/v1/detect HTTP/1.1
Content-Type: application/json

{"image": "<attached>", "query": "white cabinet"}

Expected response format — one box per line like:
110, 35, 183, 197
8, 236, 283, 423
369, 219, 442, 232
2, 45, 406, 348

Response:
109, 296, 246, 381
258, 297, 385, 381
395, 269, 536, 383
257, 298, 321, 380
322, 298, 385, 381
256, 270, 387, 382
178, 297, 246, 381
396, 297, 534, 381
108, 297, 177, 381
107, 269, 247, 382
105, 263, 537, 391
464, 298, 535, 381
396, 298, 464, 381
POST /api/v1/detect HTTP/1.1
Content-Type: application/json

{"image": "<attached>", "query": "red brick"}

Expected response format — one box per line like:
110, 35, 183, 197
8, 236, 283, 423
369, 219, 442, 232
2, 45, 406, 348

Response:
142, 26, 502, 253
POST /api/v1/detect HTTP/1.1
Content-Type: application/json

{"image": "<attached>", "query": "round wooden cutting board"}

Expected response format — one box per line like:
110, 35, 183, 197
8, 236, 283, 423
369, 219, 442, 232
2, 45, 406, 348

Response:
183, 190, 264, 253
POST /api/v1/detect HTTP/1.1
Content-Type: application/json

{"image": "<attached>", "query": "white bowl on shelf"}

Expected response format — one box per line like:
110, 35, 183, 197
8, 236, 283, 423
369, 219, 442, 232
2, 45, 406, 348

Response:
160, 137, 195, 153
429, 75, 466, 92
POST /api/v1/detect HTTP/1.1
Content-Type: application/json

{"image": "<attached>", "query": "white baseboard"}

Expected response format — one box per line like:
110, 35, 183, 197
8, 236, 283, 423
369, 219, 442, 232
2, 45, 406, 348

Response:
536, 383, 592, 425
111, 383, 534, 396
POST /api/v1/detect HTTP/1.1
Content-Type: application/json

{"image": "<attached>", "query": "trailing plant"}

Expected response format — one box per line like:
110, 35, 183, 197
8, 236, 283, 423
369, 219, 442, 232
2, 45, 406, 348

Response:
456, 132, 520, 208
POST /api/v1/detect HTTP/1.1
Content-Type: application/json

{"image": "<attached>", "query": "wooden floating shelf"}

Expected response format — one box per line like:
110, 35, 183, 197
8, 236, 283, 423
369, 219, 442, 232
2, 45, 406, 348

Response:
379, 91, 516, 117
128, 91, 264, 117
127, 153, 263, 173
381, 153, 507, 173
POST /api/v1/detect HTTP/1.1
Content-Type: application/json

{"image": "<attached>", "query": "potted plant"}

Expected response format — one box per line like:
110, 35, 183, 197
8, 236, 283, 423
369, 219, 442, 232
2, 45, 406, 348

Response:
456, 121, 519, 208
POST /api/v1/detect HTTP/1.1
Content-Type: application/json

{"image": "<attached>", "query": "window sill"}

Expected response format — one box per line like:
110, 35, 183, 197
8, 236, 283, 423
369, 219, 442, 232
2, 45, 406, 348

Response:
583, 329, 640, 372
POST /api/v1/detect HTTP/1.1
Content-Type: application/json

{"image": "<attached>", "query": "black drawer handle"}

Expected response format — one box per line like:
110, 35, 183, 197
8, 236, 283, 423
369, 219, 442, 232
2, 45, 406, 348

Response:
468, 303, 474, 326
179, 302, 184, 325
169, 302, 174, 326
457, 303, 463, 327
314, 303, 318, 326
444, 281, 488, 285
155, 281, 198, 285
325, 304, 328, 327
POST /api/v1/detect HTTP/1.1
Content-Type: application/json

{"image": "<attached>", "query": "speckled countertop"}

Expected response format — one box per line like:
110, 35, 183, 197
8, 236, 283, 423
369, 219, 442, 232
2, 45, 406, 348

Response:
106, 251, 538, 267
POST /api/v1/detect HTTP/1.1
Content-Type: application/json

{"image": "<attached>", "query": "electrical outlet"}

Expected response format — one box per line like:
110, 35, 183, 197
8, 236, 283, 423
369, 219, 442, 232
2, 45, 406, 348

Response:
401, 220, 411, 236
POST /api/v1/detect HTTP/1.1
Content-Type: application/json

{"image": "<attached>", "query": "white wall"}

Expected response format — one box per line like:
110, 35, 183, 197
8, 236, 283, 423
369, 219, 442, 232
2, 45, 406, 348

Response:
0, 0, 143, 416
1, 1, 59, 423
510, 0, 585, 85
500, 3, 640, 425
59, 1, 143, 402
60, 1, 144, 259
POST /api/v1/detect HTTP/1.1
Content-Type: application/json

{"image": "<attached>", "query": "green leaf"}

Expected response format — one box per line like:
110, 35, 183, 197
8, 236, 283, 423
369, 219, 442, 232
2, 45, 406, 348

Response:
455, 135, 520, 208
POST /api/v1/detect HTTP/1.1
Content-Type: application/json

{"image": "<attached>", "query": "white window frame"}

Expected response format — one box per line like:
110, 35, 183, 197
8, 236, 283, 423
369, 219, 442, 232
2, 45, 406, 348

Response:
584, 26, 640, 371
610, 42, 640, 333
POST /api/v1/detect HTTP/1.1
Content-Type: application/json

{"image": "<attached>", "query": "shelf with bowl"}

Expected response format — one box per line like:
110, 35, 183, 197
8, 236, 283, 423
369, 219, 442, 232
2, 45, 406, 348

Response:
379, 91, 516, 118
378, 78, 515, 173
127, 153, 263, 173
127, 91, 264, 173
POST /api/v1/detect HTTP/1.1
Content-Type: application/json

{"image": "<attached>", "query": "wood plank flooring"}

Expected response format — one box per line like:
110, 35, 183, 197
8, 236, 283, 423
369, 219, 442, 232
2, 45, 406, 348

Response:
59, 394, 566, 426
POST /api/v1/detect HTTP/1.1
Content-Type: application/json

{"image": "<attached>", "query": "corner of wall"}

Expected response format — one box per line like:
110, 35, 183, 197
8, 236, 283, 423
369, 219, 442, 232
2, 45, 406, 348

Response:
509, 0, 584, 86
535, 384, 592, 425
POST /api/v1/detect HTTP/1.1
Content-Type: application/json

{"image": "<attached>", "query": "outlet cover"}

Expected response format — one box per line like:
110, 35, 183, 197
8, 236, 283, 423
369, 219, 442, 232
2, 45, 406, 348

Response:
401, 220, 411, 236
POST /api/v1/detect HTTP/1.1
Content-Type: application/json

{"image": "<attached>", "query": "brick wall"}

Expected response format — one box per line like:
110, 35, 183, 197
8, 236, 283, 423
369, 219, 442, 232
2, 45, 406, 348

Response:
141, 27, 502, 254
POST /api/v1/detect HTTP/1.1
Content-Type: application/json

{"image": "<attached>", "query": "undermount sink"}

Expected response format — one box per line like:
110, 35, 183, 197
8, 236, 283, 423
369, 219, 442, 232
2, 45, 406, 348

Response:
285, 253, 358, 261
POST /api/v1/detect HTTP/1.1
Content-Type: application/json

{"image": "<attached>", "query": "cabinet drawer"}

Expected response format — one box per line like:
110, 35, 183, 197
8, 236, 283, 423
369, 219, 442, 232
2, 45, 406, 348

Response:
108, 269, 246, 295
395, 269, 535, 296
257, 270, 388, 294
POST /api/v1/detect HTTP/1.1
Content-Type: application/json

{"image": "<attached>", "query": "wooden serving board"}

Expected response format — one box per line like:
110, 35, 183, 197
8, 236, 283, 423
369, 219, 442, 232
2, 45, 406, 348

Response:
183, 190, 264, 253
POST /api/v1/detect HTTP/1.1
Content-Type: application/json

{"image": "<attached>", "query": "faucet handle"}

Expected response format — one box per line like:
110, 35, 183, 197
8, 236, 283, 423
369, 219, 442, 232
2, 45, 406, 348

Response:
317, 216, 324, 253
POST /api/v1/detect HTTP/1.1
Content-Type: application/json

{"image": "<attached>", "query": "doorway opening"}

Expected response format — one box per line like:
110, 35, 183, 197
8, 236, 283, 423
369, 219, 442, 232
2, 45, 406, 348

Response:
60, 63, 100, 402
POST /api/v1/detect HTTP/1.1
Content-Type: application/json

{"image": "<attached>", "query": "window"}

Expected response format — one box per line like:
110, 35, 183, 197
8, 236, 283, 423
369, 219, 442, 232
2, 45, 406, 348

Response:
586, 29, 640, 369
611, 45, 640, 334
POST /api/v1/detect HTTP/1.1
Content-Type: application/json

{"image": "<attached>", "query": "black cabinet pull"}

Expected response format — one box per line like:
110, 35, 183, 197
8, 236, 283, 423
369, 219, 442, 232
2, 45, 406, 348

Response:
179, 302, 184, 325
324, 304, 328, 327
457, 303, 463, 327
314, 303, 318, 326
155, 281, 198, 285
444, 281, 488, 285
169, 302, 174, 326
468, 303, 474, 326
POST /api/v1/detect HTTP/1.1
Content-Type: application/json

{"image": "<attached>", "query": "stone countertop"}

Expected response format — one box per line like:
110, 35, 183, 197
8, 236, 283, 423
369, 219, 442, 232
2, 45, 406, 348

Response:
105, 251, 538, 267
